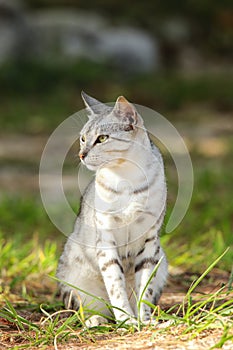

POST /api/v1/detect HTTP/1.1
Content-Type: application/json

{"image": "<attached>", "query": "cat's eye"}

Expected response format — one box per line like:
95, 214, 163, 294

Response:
80, 135, 86, 143
96, 135, 108, 143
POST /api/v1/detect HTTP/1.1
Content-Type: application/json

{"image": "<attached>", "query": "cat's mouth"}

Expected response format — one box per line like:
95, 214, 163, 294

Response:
81, 157, 101, 171
82, 154, 128, 171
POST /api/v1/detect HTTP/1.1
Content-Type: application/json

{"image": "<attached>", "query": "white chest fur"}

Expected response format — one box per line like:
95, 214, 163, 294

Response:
94, 152, 166, 249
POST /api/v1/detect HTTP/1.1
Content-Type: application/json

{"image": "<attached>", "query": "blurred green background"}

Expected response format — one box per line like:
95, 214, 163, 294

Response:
0, 0, 232, 301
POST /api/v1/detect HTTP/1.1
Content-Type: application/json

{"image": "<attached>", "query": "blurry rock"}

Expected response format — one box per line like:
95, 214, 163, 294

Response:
98, 27, 159, 72
0, 5, 159, 72
29, 9, 159, 72
0, 0, 31, 62
29, 10, 104, 60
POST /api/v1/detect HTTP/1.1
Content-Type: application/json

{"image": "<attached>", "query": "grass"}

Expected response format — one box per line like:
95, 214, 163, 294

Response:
0, 60, 232, 348
0, 147, 233, 348
0, 247, 232, 349
0, 60, 232, 134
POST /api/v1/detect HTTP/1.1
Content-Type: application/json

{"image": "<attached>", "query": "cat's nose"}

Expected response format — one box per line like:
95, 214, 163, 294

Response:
79, 151, 87, 160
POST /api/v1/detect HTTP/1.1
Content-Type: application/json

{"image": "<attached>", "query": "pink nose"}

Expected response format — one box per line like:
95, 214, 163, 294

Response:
79, 152, 87, 160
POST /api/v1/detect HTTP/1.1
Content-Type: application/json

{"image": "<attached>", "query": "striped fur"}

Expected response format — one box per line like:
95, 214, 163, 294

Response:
56, 94, 168, 325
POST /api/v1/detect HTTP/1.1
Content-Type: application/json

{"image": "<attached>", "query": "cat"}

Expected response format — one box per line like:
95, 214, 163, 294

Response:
56, 92, 168, 326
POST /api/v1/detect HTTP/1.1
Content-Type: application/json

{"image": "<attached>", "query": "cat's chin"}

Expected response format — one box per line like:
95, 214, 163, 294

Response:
83, 159, 109, 171
84, 163, 100, 171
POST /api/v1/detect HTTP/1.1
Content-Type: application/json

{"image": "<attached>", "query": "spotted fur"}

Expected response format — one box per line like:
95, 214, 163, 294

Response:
56, 93, 168, 325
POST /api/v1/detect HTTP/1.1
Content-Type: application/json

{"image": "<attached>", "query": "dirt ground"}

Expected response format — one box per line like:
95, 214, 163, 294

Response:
1, 270, 232, 350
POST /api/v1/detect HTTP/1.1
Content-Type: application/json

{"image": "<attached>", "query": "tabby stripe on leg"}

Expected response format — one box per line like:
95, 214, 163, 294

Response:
145, 236, 156, 244
96, 179, 119, 194
148, 287, 153, 296
133, 170, 159, 195
97, 250, 106, 258
101, 259, 124, 274
133, 183, 149, 195
137, 247, 145, 256
135, 257, 158, 273
154, 245, 160, 256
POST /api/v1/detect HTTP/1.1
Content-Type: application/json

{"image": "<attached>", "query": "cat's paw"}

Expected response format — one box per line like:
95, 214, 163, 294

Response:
140, 318, 158, 326
117, 316, 138, 328
85, 315, 107, 328
140, 319, 173, 328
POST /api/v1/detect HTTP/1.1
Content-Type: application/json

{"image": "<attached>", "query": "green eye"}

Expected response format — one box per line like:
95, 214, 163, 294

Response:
97, 135, 108, 143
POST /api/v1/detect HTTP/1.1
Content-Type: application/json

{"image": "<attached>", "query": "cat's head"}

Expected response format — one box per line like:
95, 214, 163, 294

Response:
79, 92, 144, 171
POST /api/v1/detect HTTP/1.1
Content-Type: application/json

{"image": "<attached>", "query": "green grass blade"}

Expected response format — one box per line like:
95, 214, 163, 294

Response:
228, 265, 233, 291
186, 248, 230, 297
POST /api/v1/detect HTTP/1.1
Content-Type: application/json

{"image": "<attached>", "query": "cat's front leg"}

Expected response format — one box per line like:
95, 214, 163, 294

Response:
96, 230, 135, 323
134, 233, 167, 322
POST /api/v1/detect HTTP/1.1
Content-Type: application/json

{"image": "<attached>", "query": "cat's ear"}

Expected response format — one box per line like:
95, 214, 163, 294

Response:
113, 96, 141, 128
81, 91, 108, 118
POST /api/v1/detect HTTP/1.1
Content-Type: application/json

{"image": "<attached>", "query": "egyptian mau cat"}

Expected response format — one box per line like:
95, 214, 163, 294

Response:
56, 92, 167, 326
